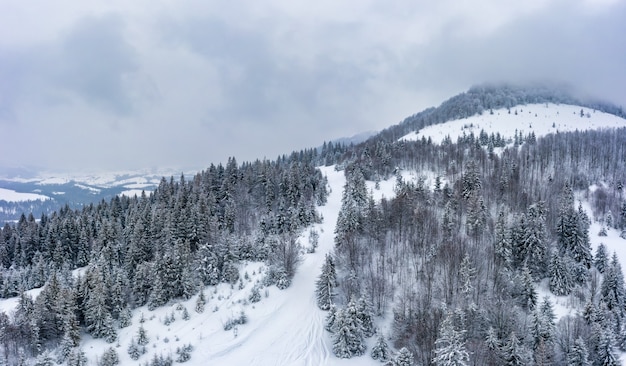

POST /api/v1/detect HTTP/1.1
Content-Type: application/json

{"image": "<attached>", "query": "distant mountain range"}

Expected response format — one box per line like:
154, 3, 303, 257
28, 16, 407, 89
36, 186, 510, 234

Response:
0, 171, 183, 222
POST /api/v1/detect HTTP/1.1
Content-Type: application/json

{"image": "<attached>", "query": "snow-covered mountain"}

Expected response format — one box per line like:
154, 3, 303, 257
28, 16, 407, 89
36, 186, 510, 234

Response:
2, 85, 626, 365
400, 103, 626, 144
0, 169, 194, 222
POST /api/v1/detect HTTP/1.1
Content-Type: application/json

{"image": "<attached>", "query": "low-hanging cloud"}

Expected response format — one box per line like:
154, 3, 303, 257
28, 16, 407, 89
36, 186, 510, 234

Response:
0, 0, 624, 173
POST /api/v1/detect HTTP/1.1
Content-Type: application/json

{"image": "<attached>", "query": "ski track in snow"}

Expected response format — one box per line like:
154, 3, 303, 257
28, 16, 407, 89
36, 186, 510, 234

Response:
3, 107, 626, 364
206, 165, 343, 365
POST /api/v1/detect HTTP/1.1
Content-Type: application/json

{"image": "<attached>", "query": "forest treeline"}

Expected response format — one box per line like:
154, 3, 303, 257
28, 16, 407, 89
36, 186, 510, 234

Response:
0, 153, 327, 363
1, 84, 626, 365
321, 125, 626, 365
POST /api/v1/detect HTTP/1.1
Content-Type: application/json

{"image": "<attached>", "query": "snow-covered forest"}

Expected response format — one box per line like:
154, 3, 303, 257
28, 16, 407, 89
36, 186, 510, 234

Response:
2, 84, 626, 365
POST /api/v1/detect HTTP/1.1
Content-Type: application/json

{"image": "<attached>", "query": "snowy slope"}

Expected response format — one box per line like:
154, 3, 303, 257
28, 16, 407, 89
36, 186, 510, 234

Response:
2, 105, 626, 364
0, 187, 50, 202
69, 166, 384, 365
400, 103, 626, 144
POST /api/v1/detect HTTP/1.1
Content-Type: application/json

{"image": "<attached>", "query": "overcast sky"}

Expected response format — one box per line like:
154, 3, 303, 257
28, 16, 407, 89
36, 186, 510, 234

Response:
1, 0, 624, 173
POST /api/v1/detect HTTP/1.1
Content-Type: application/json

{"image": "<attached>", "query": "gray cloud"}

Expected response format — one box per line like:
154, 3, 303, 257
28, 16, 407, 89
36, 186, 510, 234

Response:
0, 0, 624, 173
56, 15, 138, 115
0, 15, 139, 125
403, 1, 626, 105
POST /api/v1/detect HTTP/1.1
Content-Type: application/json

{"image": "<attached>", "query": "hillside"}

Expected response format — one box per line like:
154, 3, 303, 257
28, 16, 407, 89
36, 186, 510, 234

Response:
400, 103, 626, 145
1, 85, 626, 365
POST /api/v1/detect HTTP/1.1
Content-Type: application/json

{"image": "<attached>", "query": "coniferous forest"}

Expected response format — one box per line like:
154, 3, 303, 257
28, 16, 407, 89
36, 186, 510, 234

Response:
0, 155, 328, 364
2, 84, 626, 365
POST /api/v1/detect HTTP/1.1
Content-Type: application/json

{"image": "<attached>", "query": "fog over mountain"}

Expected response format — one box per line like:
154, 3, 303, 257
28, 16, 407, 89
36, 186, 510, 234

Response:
1, 0, 624, 172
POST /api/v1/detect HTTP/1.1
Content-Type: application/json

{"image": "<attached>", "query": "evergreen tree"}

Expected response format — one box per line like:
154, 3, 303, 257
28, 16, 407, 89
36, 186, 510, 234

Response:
316, 254, 337, 310
332, 300, 366, 358
118, 305, 133, 328
196, 289, 206, 313
325, 304, 338, 332
127, 337, 145, 360
371, 332, 391, 362
596, 331, 619, 366
531, 298, 556, 365
502, 332, 531, 366
595, 244, 609, 274
567, 337, 590, 366
494, 209, 512, 267
549, 253, 573, 296
84, 270, 117, 342
249, 285, 261, 303
67, 349, 88, 366
394, 347, 415, 366
137, 324, 149, 346
433, 313, 469, 366
175, 344, 193, 363
466, 192, 487, 239
523, 203, 548, 278
196, 243, 220, 286
539, 297, 556, 339
458, 254, 476, 298
357, 296, 375, 338
556, 183, 576, 254
98, 347, 119, 366
583, 300, 597, 325
570, 204, 592, 269
600, 253, 626, 313
606, 211, 614, 229
461, 162, 481, 201
485, 327, 502, 364
33, 350, 54, 366
520, 267, 538, 310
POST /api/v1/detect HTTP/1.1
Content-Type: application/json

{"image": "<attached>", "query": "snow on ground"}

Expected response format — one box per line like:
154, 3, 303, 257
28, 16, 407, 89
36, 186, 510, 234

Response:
0, 287, 43, 315
580, 192, 626, 363
0, 111, 626, 360
365, 169, 448, 203
0, 187, 50, 202
3, 169, 186, 190
36, 177, 72, 185
531, 188, 626, 361
123, 183, 155, 189
74, 165, 385, 365
0, 165, 401, 365
119, 189, 150, 198
400, 103, 626, 144
74, 184, 102, 194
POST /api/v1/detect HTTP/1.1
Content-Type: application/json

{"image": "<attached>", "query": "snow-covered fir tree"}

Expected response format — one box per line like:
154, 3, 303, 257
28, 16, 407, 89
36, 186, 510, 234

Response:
316, 254, 337, 310
502, 332, 532, 366
357, 296, 375, 338
595, 244, 609, 274
371, 332, 391, 362
332, 299, 366, 358
195, 288, 206, 313
549, 253, 573, 296
567, 337, 590, 366
433, 312, 469, 366
394, 347, 415, 366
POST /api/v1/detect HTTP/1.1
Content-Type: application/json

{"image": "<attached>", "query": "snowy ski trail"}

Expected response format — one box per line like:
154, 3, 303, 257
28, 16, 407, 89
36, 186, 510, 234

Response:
205, 165, 343, 365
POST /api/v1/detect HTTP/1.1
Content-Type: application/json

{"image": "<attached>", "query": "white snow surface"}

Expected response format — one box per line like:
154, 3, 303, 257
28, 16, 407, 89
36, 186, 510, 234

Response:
0, 187, 50, 202
73, 165, 382, 365
119, 189, 150, 198
2, 169, 189, 189
400, 103, 626, 144
2, 108, 626, 363
74, 184, 101, 194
